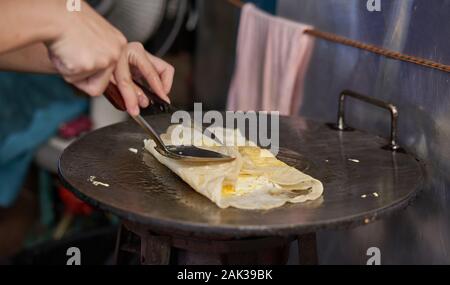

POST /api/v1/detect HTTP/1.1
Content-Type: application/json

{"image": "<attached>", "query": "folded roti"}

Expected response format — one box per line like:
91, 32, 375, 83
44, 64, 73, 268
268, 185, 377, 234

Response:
144, 125, 323, 210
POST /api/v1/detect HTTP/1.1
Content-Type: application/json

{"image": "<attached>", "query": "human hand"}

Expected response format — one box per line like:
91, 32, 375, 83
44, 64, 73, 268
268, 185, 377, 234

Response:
45, 0, 127, 97
112, 42, 174, 116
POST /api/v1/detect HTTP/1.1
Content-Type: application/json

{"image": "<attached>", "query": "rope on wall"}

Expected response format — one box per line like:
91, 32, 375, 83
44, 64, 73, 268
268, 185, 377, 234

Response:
227, 0, 450, 74
304, 29, 450, 73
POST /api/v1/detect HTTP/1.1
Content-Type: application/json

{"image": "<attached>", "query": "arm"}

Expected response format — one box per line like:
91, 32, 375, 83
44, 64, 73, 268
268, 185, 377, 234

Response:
0, 0, 125, 92
0, 43, 56, 73
0, 0, 174, 116
0, 0, 60, 73
0, 0, 60, 55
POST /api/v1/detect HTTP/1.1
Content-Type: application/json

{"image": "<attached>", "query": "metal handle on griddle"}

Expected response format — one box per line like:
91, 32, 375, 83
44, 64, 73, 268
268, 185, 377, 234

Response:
333, 90, 401, 151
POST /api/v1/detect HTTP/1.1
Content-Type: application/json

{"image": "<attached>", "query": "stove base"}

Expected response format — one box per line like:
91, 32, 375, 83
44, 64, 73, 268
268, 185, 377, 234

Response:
114, 220, 318, 265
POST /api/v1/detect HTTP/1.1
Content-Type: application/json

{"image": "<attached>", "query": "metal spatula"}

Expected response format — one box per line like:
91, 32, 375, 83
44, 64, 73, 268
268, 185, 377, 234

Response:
103, 82, 235, 163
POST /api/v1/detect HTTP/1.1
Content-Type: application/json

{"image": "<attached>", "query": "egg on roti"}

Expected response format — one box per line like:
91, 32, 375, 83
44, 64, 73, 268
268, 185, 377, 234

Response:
144, 125, 323, 210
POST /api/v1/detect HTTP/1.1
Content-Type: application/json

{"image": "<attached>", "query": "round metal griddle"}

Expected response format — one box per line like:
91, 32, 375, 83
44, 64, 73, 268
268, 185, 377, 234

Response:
58, 111, 424, 238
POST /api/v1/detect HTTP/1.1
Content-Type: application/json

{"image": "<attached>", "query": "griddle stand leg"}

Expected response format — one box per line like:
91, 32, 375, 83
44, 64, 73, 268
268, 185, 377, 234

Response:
114, 222, 172, 265
298, 232, 318, 265
140, 233, 171, 265
114, 223, 144, 265
114, 221, 318, 265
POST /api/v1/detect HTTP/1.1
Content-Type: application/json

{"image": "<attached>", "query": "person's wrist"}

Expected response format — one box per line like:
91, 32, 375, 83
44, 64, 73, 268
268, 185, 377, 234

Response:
40, 0, 72, 44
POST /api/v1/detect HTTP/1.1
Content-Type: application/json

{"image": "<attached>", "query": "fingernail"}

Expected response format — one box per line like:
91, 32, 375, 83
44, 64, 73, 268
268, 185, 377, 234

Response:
163, 94, 171, 104
140, 95, 149, 107
130, 106, 140, 116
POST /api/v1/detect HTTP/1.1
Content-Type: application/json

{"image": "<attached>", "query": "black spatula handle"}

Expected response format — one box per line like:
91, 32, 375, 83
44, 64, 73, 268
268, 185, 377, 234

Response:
104, 80, 171, 113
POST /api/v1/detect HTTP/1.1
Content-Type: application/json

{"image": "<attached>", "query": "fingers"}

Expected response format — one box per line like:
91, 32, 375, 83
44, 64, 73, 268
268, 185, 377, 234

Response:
147, 53, 175, 94
113, 53, 140, 116
109, 67, 148, 111
63, 68, 102, 84
128, 44, 171, 104
65, 41, 175, 116
134, 84, 149, 108
72, 65, 114, 97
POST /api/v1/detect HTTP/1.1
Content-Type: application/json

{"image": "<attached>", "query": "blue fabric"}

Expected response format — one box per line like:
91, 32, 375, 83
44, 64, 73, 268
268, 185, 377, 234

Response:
246, 0, 277, 13
0, 72, 87, 207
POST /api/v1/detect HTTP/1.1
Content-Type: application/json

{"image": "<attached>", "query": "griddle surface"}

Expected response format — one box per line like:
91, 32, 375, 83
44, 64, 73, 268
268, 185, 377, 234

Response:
58, 114, 424, 238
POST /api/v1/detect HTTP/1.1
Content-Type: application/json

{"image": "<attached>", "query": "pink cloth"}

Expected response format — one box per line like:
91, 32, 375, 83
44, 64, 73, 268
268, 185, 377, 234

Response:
227, 4, 314, 115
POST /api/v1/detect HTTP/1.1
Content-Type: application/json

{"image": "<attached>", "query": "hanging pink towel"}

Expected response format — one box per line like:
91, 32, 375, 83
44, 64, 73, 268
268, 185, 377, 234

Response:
227, 4, 314, 115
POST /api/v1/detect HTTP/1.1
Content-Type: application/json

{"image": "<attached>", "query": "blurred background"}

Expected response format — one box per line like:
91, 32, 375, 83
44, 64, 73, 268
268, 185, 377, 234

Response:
1, 0, 449, 264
